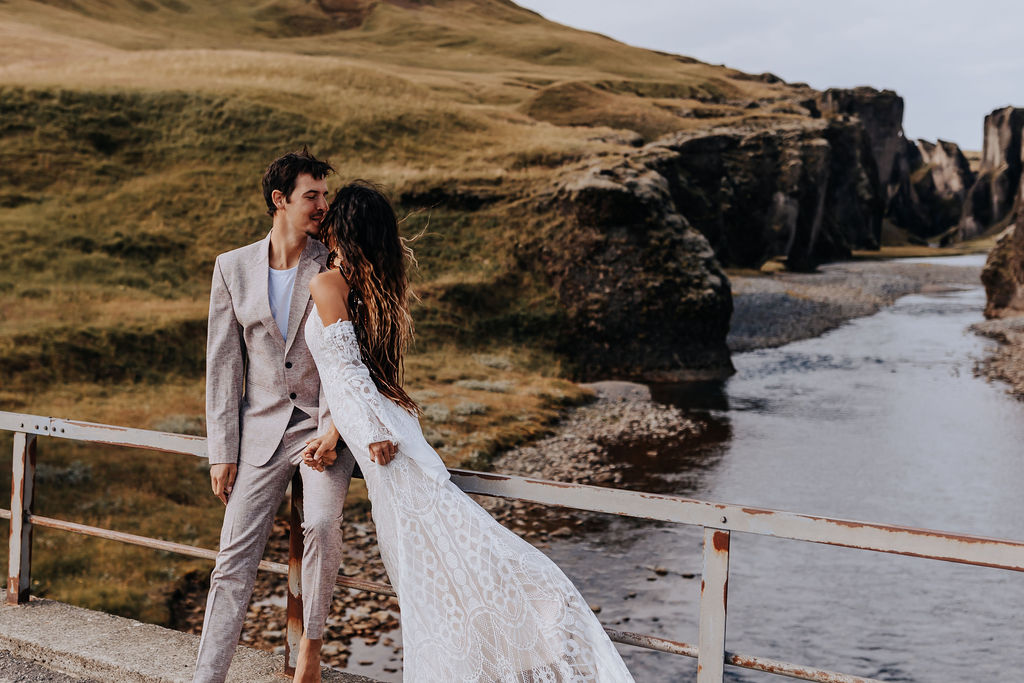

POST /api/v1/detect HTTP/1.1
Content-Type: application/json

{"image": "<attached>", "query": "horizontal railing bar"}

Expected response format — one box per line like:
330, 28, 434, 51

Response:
603, 629, 882, 682
0, 412, 206, 457
723, 651, 884, 683
23, 513, 396, 596
604, 628, 697, 657
4, 412, 1024, 567
448, 470, 1024, 572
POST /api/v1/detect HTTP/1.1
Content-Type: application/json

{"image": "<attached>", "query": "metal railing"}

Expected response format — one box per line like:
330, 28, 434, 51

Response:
2, 410, 1024, 682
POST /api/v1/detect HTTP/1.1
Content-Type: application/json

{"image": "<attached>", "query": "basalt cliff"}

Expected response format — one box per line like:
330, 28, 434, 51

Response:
511, 84, 982, 379
960, 108, 1024, 243
976, 107, 1024, 319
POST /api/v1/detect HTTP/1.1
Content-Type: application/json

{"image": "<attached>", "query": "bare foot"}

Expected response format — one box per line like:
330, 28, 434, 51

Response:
293, 636, 322, 683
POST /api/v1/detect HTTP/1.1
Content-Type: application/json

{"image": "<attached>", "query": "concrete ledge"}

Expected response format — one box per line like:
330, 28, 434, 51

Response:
0, 598, 378, 683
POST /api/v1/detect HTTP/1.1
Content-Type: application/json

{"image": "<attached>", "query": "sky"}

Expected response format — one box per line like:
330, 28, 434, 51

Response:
515, 0, 1024, 151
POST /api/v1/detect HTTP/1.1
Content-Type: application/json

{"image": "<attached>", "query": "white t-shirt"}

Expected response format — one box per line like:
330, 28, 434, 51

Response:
268, 265, 298, 342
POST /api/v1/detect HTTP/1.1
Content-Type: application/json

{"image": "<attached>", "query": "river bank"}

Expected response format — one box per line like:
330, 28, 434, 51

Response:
727, 257, 982, 351
971, 316, 1024, 400
731, 253, 1024, 400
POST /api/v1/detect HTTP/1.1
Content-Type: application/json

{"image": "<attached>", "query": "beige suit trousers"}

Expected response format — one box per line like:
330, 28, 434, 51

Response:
192, 409, 354, 683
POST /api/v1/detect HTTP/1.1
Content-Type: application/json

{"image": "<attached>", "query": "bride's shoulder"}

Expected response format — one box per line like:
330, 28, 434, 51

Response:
309, 269, 350, 296
310, 270, 350, 326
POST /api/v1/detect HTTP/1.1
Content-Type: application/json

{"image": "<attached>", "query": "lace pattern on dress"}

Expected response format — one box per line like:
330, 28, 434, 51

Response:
315, 318, 395, 449
304, 309, 634, 682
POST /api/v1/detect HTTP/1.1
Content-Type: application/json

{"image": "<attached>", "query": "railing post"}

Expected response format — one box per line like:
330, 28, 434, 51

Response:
285, 470, 304, 675
697, 527, 730, 682
7, 432, 37, 605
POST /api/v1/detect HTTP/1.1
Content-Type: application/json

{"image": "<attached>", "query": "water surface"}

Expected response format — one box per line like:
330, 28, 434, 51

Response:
546, 257, 1024, 682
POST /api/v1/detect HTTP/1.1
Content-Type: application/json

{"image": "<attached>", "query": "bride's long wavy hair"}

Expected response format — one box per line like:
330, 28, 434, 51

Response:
319, 181, 419, 414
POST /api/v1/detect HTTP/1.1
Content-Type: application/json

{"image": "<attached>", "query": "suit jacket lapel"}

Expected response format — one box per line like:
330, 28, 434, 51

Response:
284, 238, 323, 355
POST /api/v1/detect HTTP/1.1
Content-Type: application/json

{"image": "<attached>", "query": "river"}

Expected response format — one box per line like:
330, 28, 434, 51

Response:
539, 254, 1024, 682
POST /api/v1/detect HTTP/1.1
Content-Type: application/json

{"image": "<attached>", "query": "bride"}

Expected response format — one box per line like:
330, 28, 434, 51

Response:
301, 181, 634, 682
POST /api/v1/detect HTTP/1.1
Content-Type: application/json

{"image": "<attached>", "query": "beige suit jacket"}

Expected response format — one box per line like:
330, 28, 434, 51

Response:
205, 233, 331, 466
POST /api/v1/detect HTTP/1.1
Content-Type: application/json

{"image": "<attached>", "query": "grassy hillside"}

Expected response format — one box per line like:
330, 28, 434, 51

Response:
0, 0, 815, 624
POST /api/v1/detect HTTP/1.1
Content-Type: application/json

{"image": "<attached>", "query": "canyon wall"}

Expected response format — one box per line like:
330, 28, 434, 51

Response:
958, 107, 1024, 241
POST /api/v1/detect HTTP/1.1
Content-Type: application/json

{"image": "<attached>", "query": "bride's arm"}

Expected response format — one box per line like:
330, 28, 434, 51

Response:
309, 273, 398, 466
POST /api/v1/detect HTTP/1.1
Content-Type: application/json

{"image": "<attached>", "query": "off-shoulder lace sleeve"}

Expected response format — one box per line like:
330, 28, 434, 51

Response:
318, 320, 396, 450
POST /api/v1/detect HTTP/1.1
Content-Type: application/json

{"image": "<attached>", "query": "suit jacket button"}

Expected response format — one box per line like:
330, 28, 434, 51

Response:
285, 362, 292, 368
289, 392, 297, 400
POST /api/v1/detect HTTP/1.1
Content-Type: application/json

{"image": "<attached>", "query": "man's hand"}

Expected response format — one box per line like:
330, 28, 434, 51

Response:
210, 463, 238, 506
368, 441, 397, 466
302, 431, 339, 472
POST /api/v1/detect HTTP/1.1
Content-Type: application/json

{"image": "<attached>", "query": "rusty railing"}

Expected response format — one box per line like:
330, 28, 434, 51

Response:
2, 410, 1023, 682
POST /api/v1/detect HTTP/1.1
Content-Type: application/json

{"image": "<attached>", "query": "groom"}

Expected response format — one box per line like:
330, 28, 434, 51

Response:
194, 149, 355, 683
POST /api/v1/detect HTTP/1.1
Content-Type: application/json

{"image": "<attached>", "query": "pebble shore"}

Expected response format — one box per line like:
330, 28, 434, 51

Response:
971, 316, 1024, 400
728, 260, 981, 350
478, 381, 702, 539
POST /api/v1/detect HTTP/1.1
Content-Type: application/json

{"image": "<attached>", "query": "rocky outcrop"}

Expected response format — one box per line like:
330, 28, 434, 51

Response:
957, 107, 1024, 240
531, 157, 735, 382
918, 140, 975, 205
982, 223, 1024, 318
977, 198, 1024, 399
889, 139, 976, 238
817, 87, 905, 188
651, 119, 881, 271
815, 87, 976, 241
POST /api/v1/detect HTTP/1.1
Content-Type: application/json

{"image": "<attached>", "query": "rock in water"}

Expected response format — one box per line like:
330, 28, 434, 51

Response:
982, 223, 1024, 319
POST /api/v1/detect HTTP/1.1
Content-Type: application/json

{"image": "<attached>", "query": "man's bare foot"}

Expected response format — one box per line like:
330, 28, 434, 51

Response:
293, 636, 322, 683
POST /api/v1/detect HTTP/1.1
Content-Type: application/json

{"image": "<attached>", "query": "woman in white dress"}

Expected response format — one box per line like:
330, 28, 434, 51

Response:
302, 181, 634, 682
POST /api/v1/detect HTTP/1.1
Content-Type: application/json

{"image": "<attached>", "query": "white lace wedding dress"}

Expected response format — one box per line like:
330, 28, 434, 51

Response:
305, 310, 634, 682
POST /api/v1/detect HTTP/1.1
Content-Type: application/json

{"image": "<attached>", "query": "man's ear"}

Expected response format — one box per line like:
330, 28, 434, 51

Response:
271, 189, 287, 210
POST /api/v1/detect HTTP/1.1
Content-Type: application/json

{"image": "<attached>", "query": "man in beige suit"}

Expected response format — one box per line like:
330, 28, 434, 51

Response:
194, 150, 355, 683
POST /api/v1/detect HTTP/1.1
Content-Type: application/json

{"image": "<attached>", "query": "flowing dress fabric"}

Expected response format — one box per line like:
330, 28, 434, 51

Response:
305, 312, 634, 683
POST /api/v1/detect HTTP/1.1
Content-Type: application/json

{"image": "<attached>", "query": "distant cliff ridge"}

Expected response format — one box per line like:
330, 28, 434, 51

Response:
603, 86, 981, 273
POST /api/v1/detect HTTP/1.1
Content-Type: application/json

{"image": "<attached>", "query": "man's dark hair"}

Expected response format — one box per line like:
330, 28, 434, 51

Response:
261, 148, 335, 216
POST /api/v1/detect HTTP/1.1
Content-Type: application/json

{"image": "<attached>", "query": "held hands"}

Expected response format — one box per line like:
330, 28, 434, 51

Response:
302, 429, 340, 472
210, 463, 237, 506
368, 440, 398, 466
